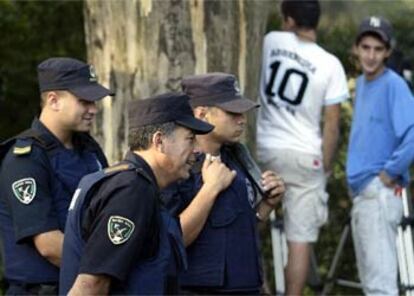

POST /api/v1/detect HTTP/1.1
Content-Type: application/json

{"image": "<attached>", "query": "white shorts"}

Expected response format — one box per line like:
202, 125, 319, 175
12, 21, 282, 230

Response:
351, 176, 403, 296
258, 148, 328, 242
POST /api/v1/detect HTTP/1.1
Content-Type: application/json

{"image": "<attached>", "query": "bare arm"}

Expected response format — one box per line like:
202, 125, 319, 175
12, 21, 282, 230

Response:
33, 230, 64, 267
256, 170, 285, 221
322, 104, 341, 175
180, 156, 236, 246
68, 274, 111, 296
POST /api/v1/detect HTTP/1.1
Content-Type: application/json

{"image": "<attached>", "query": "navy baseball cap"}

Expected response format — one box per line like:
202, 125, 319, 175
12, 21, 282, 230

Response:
37, 57, 115, 101
356, 16, 393, 47
128, 92, 214, 134
182, 73, 259, 113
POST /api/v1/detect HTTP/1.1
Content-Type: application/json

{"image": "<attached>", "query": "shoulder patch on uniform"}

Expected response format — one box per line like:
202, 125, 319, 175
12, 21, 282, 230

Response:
13, 145, 32, 155
12, 178, 36, 204
107, 215, 135, 245
104, 164, 131, 174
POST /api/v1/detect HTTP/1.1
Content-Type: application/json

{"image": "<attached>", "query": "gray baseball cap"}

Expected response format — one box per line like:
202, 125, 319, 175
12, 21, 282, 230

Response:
356, 16, 393, 47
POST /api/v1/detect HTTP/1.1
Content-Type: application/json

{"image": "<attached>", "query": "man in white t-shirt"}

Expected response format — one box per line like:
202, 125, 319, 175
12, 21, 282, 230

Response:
256, 1, 349, 294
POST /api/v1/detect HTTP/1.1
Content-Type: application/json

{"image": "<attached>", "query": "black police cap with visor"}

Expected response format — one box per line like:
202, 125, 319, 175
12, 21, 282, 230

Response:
128, 92, 214, 135
181, 72, 259, 114
37, 57, 114, 101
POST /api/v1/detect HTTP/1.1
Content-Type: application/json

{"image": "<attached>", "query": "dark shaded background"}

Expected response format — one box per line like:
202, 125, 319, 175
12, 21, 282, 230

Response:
0, 0, 86, 140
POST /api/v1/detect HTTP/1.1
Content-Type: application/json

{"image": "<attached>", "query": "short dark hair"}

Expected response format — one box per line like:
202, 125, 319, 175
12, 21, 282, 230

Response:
129, 121, 176, 151
40, 90, 66, 109
356, 32, 391, 49
281, 0, 320, 29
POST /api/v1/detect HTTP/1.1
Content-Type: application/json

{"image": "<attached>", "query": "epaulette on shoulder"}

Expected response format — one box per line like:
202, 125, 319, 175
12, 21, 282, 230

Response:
136, 167, 153, 184
13, 141, 33, 156
104, 164, 132, 175
12, 128, 57, 156
103, 163, 154, 185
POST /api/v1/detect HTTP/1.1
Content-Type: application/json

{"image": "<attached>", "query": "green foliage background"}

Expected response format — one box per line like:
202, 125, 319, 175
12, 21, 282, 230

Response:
1, 0, 414, 295
0, 0, 86, 141
262, 1, 414, 295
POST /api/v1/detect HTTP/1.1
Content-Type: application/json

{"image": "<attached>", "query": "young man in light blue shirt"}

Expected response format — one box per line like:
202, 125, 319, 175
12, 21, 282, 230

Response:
347, 16, 414, 295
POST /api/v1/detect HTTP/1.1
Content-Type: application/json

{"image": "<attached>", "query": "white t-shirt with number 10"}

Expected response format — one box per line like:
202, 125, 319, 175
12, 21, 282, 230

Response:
256, 31, 349, 157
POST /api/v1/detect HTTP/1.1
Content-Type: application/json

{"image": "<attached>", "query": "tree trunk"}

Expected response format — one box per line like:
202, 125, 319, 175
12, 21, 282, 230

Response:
84, 0, 277, 163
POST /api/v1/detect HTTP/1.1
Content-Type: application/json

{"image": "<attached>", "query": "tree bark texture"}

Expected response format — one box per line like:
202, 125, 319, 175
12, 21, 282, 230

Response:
84, 0, 277, 163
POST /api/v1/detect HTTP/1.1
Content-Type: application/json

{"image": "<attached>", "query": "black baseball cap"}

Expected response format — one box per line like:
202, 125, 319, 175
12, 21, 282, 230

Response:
128, 92, 214, 134
37, 57, 115, 101
356, 16, 393, 47
182, 73, 259, 113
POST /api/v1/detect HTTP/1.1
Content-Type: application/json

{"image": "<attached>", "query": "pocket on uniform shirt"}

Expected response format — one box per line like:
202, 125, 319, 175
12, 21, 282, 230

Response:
209, 208, 241, 228
207, 184, 244, 228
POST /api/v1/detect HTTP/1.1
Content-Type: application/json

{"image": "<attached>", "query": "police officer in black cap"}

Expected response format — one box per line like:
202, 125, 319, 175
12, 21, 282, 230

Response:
162, 73, 285, 294
0, 57, 112, 295
59, 92, 213, 295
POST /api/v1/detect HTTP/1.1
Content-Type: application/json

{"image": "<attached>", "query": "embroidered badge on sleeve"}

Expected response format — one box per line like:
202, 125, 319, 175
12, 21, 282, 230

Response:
107, 215, 135, 245
12, 178, 37, 204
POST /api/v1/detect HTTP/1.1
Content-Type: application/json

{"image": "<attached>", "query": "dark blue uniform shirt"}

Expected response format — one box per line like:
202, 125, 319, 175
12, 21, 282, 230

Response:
0, 118, 107, 286
60, 151, 187, 295
161, 147, 263, 294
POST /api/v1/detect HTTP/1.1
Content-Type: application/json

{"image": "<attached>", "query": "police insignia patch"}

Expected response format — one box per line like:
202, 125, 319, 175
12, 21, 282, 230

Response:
12, 178, 36, 204
89, 65, 97, 82
107, 215, 135, 245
